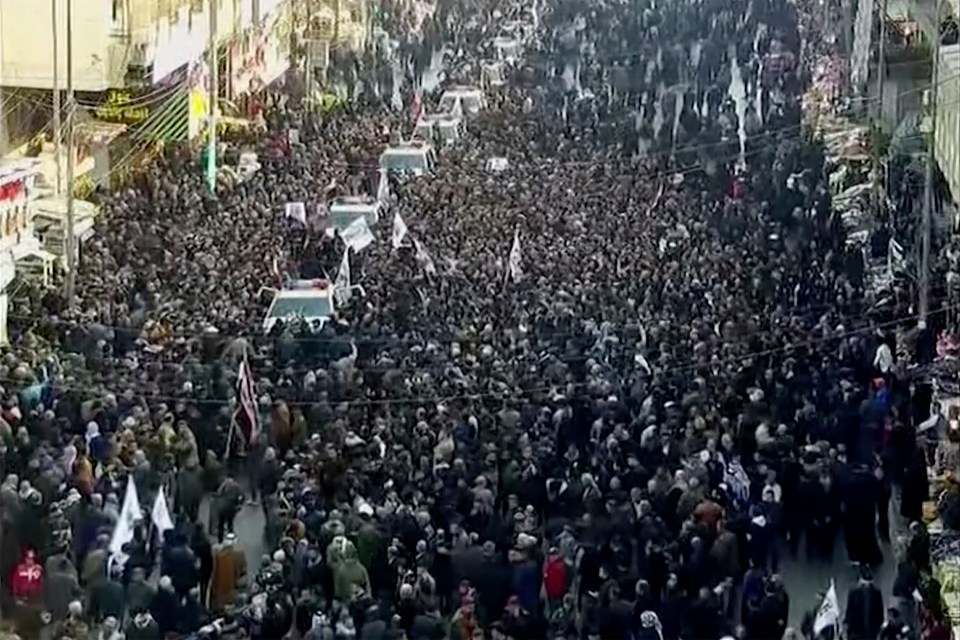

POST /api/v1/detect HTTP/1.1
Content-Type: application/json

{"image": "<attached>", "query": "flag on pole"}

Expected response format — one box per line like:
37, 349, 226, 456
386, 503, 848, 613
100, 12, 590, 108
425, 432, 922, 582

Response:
508, 228, 522, 281
411, 89, 424, 122
377, 168, 391, 207
392, 211, 409, 249
205, 137, 217, 195
109, 475, 143, 557
284, 202, 307, 225
391, 88, 404, 112
413, 238, 437, 276
723, 457, 751, 505
229, 352, 259, 453
151, 487, 175, 536
813, 579, 840, 636
335, 247, 352, 304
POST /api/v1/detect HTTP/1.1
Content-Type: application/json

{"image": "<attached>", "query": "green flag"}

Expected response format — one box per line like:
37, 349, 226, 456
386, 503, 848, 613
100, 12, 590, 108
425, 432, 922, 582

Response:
205, 134, 217, 194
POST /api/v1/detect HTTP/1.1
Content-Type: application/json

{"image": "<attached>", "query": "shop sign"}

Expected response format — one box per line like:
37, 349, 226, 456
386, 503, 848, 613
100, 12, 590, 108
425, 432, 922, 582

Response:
95, 90, 150, 124
0, 178, 25, 205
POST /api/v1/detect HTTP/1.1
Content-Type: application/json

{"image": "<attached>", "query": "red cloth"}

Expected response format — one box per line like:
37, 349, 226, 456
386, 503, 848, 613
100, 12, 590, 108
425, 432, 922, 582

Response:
730, 179, 746, 200
11, 557, 43, 600
543, 556, 567, 600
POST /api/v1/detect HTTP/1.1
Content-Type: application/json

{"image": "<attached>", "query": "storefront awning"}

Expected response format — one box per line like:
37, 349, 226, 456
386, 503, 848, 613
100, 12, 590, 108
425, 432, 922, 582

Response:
14, 245, 56, 264
132, 88, 190, 144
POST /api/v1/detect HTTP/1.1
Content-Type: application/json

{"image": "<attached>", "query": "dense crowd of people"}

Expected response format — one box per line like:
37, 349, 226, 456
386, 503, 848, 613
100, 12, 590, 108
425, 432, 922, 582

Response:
0, 0, 953, 638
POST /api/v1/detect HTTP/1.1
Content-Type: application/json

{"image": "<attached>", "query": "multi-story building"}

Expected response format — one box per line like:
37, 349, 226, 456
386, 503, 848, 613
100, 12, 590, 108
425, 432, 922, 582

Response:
0, 0, 295, 150
934, 43, 960, 209
0, 0, 292, 94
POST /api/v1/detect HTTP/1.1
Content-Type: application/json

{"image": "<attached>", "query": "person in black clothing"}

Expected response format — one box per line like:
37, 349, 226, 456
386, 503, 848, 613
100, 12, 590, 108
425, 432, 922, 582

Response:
845, 566, 885, 640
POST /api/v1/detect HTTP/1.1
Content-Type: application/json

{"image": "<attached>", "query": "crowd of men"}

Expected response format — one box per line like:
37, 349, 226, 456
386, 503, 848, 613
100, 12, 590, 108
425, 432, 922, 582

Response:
0, 0, 950, 637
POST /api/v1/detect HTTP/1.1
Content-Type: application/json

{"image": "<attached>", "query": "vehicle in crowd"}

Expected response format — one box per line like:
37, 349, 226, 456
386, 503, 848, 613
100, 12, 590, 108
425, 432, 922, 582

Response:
379, 141, 437, 175
500, 19, 534, 44
485, 157, 510, 172
438, 86, 487, 114
329, 195, 382, 231
481, 60, 506, 87
413, 113, 464, 146
492, 35, 523, 63
262, 279, 336, 333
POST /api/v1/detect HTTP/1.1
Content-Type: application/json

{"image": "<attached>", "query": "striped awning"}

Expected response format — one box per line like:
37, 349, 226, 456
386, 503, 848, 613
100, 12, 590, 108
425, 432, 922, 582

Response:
132, 88, 190, 143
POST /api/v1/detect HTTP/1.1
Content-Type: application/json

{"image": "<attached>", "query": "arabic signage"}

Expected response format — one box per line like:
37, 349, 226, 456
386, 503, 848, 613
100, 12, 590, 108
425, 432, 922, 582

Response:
95, 90, 150, 124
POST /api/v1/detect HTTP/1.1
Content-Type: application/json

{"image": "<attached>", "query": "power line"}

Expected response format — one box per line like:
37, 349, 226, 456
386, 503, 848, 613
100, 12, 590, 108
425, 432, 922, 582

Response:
12, 301, 958, 408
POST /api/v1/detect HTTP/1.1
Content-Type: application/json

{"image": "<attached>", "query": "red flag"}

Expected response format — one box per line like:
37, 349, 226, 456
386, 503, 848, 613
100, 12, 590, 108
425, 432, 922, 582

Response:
411, 90, 424, 122
230, 355, 259, 452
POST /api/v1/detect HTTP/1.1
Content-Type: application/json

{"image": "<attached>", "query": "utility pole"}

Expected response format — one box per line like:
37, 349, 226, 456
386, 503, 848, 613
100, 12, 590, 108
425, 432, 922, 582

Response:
51, 0, 62, 196
873, 0, 887, 212
875, 0, 886, 108
919, 25, 941, 329
304, 0, 317, 109
64, 0, 77, 303
205, 0, 218, 194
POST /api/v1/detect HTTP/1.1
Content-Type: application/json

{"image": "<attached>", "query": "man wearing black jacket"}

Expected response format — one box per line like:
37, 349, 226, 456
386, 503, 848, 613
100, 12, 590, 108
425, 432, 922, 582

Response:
844, 567, 884, 640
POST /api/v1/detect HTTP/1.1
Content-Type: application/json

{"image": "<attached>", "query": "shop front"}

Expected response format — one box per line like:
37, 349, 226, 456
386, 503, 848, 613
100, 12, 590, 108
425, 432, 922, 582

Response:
0, 164, 48, 345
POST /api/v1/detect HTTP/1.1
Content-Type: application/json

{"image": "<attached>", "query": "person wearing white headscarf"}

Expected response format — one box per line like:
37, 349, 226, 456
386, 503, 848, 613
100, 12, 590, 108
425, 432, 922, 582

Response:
638, 611, 664, 640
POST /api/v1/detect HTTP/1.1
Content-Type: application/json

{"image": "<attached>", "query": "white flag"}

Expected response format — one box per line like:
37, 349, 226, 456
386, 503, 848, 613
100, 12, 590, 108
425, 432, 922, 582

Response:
813, 579, 840, 636
151, 487, 175, 535
284, 202, 307, 225
377, 168, 391, 207
109, 475, 143, 556
508, 228, 522, 281
341, 216, 375, 252
413, 238, 437, 276
392, 211, 408, 249
335, 247, 352, 304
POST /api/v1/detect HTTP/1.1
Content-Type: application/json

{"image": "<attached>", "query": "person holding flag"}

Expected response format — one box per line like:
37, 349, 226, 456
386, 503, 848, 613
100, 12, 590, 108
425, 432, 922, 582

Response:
225, 345, 260, 458
803, 579, 840, 640
334, 246, 352, 305
392, 211, 409, 249
508, 227, 522, 282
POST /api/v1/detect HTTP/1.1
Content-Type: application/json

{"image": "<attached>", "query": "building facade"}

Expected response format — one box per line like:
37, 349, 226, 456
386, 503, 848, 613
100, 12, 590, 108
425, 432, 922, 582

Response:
0, 0, 291, 97
934, 44, 960, 206
0, 162, 51, 345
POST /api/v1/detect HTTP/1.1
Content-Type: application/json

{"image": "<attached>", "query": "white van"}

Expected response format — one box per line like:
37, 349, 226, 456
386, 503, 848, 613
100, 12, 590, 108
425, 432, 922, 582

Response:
438, 86, 487, 115
329, 195, 381, 232
492, 36, 522, 64
379, 142, 437, 175
481, 61, 506, 88
414, 113, 464, 146
263, 280, 336, 332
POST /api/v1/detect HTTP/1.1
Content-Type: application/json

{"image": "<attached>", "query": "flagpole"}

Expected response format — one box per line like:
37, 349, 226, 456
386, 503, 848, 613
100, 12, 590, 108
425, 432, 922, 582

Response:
224, 415, 236, 458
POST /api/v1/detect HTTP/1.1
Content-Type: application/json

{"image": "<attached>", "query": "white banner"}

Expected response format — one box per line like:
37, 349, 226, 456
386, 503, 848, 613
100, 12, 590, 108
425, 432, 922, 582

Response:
284, 202, 307, 225
342, 216, 375, 252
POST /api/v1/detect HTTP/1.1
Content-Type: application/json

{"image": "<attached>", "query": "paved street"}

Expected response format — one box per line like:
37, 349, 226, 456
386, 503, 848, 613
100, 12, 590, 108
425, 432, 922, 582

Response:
213, 497, 900, 627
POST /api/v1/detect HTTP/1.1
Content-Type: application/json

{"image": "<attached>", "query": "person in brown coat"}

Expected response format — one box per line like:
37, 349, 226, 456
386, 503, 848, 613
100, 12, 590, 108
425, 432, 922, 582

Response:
270, 401, 292, 458
208, 534, 247, 612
